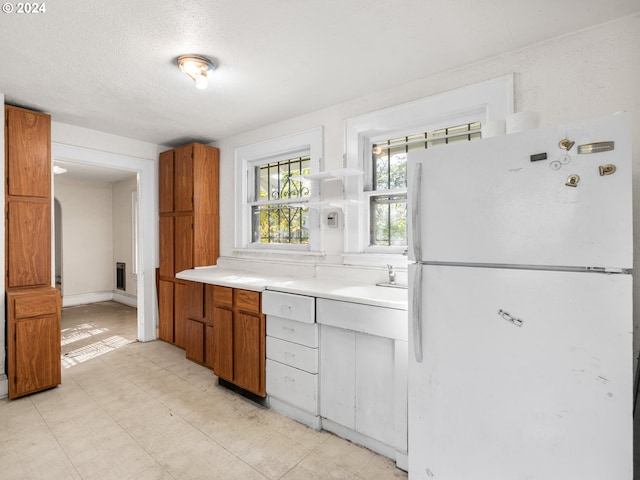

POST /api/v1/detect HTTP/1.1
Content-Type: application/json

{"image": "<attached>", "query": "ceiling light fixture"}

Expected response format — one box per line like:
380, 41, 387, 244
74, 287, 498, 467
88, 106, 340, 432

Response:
177, 55, 215, 90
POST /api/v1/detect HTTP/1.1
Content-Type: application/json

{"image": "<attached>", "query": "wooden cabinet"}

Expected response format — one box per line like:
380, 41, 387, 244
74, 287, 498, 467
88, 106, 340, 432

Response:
5, 106, 52, 288
158, 143, 219, 347
212, 286, 265, 397
7, 287, 61, 399
5, 105, 59, 400
185, 282, 215, 369
158, 279, 187, 348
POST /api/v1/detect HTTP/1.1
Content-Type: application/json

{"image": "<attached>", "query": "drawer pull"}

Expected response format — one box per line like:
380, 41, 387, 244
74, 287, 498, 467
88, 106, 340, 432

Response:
284, 351, 296, 361
280, 304, 293, 315
284, 376, 296, 383
282, 326, 296, 333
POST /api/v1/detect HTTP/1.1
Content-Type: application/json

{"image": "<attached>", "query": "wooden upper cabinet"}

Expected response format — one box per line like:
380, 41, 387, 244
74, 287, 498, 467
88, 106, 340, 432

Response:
5, 105, 52, 289
159, 143, 220, 216
159, 149, 174, 213
7, 200, 51, 288
174, 145, 194, 213
158, 142, 220, 275
5, 106, 51, 199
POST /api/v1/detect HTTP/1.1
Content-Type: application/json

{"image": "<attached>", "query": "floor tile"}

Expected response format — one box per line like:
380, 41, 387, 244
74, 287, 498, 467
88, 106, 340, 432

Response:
0, 301, 407, 480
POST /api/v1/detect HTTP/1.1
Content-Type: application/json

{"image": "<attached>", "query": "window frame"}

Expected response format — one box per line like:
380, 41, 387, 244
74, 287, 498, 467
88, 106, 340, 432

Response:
235, 127, 323, 252
343, 75, 514, 257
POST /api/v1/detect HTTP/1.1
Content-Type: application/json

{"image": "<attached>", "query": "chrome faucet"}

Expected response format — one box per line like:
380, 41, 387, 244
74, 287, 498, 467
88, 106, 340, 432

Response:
387, 264, 396, 285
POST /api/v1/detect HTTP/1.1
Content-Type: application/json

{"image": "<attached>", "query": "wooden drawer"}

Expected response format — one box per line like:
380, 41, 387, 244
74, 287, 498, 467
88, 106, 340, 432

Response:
235, 288, 260, 313
13, 293, 58, 319
262, 291, 315, 324
213, 285, 233, 308
266, 336, 318, 373
267, 316, 318, 348
266, 359, 318, 415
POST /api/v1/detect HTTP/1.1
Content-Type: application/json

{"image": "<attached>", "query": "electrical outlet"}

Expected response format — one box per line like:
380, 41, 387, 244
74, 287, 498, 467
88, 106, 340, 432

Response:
327, 211, 338, 228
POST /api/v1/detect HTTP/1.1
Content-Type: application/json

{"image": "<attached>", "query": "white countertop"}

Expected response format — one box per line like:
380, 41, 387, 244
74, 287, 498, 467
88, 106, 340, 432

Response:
176, 266, 408, 310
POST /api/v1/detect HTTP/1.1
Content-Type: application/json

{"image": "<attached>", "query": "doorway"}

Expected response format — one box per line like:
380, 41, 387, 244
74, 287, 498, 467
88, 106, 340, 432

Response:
51, 143, 157, 342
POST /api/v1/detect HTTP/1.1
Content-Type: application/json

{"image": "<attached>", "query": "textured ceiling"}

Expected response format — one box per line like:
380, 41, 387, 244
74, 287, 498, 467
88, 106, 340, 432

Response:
1, 0, 639, 147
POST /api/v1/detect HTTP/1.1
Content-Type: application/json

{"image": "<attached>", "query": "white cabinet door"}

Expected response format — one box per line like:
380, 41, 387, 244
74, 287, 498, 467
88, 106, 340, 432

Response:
320, 325, 355, 429
355, 333, 407, 450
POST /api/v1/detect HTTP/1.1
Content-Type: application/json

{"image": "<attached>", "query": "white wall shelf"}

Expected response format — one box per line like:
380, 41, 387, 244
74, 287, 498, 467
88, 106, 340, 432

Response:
292, 167, 363, 182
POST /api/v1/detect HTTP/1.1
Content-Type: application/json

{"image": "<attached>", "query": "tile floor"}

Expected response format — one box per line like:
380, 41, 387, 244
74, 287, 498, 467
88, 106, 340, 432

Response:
0, 301, 407, 480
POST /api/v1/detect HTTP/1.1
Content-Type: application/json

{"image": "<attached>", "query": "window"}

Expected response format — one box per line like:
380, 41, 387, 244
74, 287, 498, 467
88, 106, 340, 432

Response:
252, 156, 311, 245
368, 122, 481, 247
344, 75, 513, 256
235, 127, 323, 251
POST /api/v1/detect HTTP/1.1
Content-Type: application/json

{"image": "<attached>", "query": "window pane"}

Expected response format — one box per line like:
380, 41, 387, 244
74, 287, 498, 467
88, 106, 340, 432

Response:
252, 205, 309, 245
373, 143, 407, 191
370, 195, 407, 247
256, 156, 311, 202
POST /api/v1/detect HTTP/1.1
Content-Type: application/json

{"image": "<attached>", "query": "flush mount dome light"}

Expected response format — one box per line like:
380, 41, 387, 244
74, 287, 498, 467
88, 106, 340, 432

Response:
177, 55, 215, 89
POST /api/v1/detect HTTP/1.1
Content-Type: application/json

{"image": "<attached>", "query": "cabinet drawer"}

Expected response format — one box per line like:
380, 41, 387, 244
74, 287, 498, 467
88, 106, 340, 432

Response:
235, 289, 261, 313
213, 285, 233, 308
266, 336, 318, 373
262, 291, 315, 324
13, 294, 58, 319
267, 316, 318, 348
316, 298, 408, 341
266, 359, 318, 415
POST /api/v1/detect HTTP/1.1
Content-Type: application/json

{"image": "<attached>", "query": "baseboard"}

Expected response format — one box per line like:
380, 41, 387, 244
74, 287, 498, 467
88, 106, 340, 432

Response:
320, 417, 399, 465
113, 292, 137, 307
0, 374, 8, 399
267, 396, 322, 430
62, 291, 137, 308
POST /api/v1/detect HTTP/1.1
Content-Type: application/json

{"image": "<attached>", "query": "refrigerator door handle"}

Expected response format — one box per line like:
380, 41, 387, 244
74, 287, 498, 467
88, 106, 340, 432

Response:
411, 263, 424, 363
410, 162, 423, 262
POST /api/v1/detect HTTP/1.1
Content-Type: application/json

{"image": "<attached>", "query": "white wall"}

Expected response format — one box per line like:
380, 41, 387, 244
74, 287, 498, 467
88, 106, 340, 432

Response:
55, 176, 114, 300
113, 175, 138, 298
214, 15, 640, 355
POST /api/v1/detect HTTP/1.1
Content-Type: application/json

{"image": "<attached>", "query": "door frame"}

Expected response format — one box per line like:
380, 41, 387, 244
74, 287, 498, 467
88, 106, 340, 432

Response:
51, 143, 157, 342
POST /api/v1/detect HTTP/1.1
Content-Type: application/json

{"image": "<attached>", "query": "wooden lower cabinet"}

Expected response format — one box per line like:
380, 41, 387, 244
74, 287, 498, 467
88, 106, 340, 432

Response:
185, 282, 215, 369
158, 279, 187, 348
7, 287, 61, 399
180, 282, 266, 397
210, 285, 266, 397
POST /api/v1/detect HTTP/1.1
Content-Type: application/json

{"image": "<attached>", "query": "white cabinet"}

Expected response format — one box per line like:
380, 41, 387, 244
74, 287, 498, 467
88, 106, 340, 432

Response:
318, 299, 408, 469
263, 291, 320, 429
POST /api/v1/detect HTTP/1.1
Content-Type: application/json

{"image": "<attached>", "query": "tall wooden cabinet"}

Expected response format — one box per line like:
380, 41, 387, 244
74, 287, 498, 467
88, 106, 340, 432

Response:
5, 105, 61, 399
158, 143, 219, 347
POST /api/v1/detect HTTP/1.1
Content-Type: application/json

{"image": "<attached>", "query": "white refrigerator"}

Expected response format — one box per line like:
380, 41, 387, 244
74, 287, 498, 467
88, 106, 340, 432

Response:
407, 113, 633, 479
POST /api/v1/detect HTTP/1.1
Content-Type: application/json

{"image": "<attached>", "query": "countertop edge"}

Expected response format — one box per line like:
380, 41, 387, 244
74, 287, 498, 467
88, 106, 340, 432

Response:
176, 267, 408, 311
